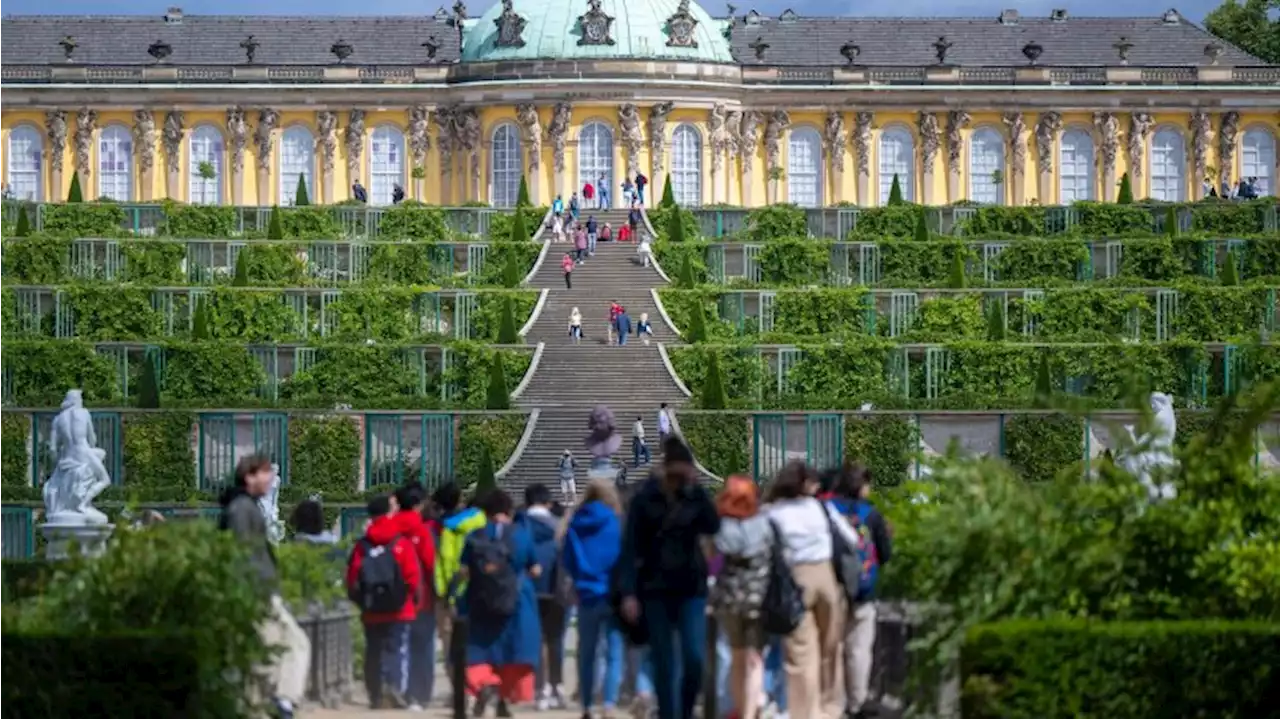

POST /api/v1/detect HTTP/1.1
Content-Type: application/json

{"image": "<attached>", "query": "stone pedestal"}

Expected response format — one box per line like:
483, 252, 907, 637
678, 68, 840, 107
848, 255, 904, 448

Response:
42, 521, 115, 560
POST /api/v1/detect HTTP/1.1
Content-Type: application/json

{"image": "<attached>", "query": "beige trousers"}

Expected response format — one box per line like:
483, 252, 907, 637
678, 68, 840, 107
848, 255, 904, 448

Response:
259, 594, 312, 706
783, 562, 846, 719
842, 602, 877, 712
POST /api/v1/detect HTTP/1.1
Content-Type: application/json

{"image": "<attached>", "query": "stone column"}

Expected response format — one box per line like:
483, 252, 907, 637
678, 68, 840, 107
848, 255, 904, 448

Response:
1093, 112, 1119, 202
316, 111, 338, 205
45, 110, 68, 202
853, 112, 873, 207
254, 108, 279, 206
944, 110, 970, 203
226, 107, 248, 206
917, 111, 940, 206
162, 111, 184, 201
824, 110, 847, 205
1032, 112, 1060, 206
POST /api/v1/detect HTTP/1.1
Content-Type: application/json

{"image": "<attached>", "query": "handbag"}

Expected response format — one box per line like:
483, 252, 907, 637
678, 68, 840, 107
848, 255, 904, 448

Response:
760, 519, 805, 636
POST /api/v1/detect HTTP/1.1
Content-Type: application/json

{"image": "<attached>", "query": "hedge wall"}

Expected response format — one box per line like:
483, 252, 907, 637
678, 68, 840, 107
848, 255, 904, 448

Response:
961, 620, 1280, 719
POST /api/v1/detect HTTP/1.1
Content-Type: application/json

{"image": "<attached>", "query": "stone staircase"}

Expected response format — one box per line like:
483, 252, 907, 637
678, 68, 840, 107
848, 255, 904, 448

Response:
503, 221, 689, 503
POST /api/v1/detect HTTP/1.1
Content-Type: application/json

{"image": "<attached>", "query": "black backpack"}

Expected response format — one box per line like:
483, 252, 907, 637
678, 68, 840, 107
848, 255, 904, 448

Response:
351, 537, 409, 614
760, 519, 805, 636
467, 526, 520, 619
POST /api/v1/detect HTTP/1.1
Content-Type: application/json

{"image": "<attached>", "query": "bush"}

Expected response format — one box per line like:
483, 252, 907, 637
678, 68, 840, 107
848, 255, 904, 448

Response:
685, 301, 708, 342
961, 620, 1280, 719
1117, 172, 1134, 204
1222, 251, 1240, 286
678, 253, 698, 288
660, 175, 676, 208
888, 174, 904, 206
137, 355, 161, 409
485, 354, 510, 410
985, 302, 1006, 341
509, 206, 529, 243
14, 205, 30, 237
192, 296, 211, 339
516, 176, 531, 208
231, 251, 250, 286
475, 444, 497, 493
501, 247, 522, 287
67, 171, 84, 203
266, 206, 284, 240
666, 202, 687, 243
294, 174, 311, 207
699, 353, 728, 410
497, 296, 519, 344
947, 251, 966, 288
913, 209, 929, 241
1164, 205, 1178, 236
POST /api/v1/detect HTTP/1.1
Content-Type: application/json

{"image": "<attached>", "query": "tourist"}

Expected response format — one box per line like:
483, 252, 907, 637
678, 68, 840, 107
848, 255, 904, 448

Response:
598, 174, 611, 208
628, 206, 642, 238
392, 183, 406, 204
609, 302, 623, 345
637, 234, 652, 267
563, 253, 576, 290
711, 476, 773, 719
657, 403, 672, 445
552, 213, 566, 243
622, 177, 635, 207
289, 498, 337, 546
346, 493, 424, 710
563, 479, 625, 719
559, 450, 579, 502
634, 173, 648, 205
575, 224, 589, 263
616, 307, 633, 346
569, 306, 584, 343
636, 313, 653, 346
600, 222, 613, 242
587, 214, 599, 256
395, 483, 440, 711
584, 180, 596, 209
766, 462, 859, 719
456, 489, 543, 717
632, 415, 651, 467
553, 194, 565, 217
432, 482, 489, 695
617, 436, 720, 719
352, 179, 368, 203
520, 484, 569, 712
570, 192, 582, 221
220, 454, 311, 719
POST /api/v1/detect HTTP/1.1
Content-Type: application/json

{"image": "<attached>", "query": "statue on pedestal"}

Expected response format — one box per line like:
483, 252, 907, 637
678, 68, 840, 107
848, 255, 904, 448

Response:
1118, 392, 1178, 500
42, 390, 112, 526
586, 405, 622, 479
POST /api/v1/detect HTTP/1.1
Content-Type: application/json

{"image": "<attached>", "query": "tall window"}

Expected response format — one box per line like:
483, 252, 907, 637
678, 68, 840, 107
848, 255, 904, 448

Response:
878, 126, 914, 204
369, 125, 406, 206
670, 124, 702, 206
188, 125, 223, 205
7, 125, 43, 202
968, 127, 1005, 205
787, 127, 821, 207
1059, 128, 1095, 203
1149, 128, 1186, 202
578, 122, 614, 202
97, 124, 133, 201
489, 123, 521, 208
1242, 127, 1276, 197
279, 126, 315, 205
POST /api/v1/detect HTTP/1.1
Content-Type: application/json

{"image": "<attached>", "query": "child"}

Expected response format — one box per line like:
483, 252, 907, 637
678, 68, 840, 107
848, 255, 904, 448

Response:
562, 253, 575, 289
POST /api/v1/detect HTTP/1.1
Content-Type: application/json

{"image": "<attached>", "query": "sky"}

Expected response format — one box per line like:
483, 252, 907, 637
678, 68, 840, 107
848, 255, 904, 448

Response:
0, 0, 1228, 22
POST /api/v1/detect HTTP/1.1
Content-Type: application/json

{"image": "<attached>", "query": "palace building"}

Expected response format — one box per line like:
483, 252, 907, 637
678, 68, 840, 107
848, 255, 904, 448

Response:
1, 1, 1277, 209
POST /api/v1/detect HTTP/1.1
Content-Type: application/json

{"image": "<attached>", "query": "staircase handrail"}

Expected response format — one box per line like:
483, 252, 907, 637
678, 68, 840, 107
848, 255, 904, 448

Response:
495, 408, 541, 480
649, 288, 685, 340
520, 206, 555, 286
518, 289, 550, 338
510, 341, 545, 399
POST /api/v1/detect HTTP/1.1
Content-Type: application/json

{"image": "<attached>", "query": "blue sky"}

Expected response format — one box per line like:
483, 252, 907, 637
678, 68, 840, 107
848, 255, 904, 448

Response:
2, 0, 1226, 21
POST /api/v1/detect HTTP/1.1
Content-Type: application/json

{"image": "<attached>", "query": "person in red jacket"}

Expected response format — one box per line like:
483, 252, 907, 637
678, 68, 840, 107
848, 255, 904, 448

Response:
346, 494, 423, 709
395, 483, 439, 710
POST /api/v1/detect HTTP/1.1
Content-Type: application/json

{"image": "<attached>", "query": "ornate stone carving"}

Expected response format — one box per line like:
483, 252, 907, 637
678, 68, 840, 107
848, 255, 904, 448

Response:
494, 0, 527, 48
546, 102, 572, 173
578, 0, 616, 46
725, 109, 743, 158
1189, 110, 1210, 182
45, 110, 68, 173
764, 110, 790, 171
453, 107, 482, 184
739, 110, 762, 163
345, 109, 366, 177
917, 111, 940, 175
1001, 111, 1027, 178
709, 104, 730, 173
618, 103, 643, 175
42, 390, 112, 526
945, 110, 970, 175
853, 111, 873, 177
407, 106, 432, 170
316, 111, 339, 173
648, 102, 675, 175
1126, 112, 1154, 178
226, 107, 249, 174
665, 0, 699, 48
131, 110, 157, 173
434, 106, 455, 175
1093, 111, 1120, 177
254, 108, 279, 172
162, 111, 184, 175
1031, 111, 1060, 176
824, 110, 847, 174
1218, 111, 1240, 186
516, 103, 542, 172
74, 108, 97, 176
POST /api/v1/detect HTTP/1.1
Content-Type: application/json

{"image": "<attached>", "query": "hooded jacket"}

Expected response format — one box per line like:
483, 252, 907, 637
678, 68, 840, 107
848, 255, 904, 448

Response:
520, 506, 561, 597
434, 507, 487, 601
564, 500, 622, 602
395, 510, 438, 609
617, 474, 720, 599
345, 513, 423, 623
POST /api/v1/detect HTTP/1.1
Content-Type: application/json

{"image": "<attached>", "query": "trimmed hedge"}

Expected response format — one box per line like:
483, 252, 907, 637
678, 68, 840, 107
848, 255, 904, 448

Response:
961, 620, 1280, 719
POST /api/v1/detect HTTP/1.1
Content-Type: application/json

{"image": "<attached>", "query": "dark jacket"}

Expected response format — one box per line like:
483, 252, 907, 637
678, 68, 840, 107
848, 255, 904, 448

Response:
617, 474, 720, 600
219, 486, 278, 591
519, 507, 560, 598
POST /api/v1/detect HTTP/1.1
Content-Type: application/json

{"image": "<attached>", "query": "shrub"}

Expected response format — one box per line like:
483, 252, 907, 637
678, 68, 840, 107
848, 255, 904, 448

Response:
1221, 251, 1240, 286
888, 174, 904, 206
485, 354, 510, 410
1116, 172, 1134, 204
191, 296, 211, 340
1164, 205, 1178, 236
660, 175, 676, 208
496, 296, 519, 344
985, 302, 1006, 341
686, 301, 708, 343
913, 209, 929, 242
231, 251, 249, 286
516, 176, 531, 208
699, 353, 729, 410
501, 248, 522, 288
947, 251, 966, 288
266, 206, 284, 240
474, 444, 497, 493
66, 171, 84, 203
137, 355, 160, 409
509, 206, 529, 244
14, 205, 31, 237
1033, 353, 1053, 404
678, 253, 697, 288
666, 202, 687, 243
294, 174, 310, 206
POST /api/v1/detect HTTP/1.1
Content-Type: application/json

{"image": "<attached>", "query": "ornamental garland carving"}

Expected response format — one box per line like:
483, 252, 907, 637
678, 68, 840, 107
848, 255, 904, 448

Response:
45, 110, 68, 173
739, 110, 762, 163
648, 102, 675, 175
407, 106, 432, 170
916, 111, 939, 175
434, 107, 455, 175
132, 110, 157, 173
853, 111, 873, 177
547, 102, 573, 173
1002, 111, 1027, 177
1032, 111, 1060, 176
345, 109, 366, 177
709, 104, 730, 173
74, 107, 97, 176
516, 104, 542, 172
1189, 110, 1210, 182
1218, 111, 1240, 186
162, 111, 184, 175
1093, 111, 1119, 176
618, 103, 643, 175
316, 111, 339, 173
1126, 112, 1154, 179
945, 110, 970, 175
254, 108, 279, 172
764, 110, 790, 172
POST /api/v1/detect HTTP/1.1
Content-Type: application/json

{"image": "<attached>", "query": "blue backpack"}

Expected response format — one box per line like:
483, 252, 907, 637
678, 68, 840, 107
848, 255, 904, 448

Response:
826, 500, 880, 603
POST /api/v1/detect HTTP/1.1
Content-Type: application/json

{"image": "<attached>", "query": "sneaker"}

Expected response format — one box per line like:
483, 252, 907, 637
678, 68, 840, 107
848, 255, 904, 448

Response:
497, 700, 513, 718
408, 703, 425, 712
474, 685, 499, 717
272, 698, 295, 719
551, 685, 569, 710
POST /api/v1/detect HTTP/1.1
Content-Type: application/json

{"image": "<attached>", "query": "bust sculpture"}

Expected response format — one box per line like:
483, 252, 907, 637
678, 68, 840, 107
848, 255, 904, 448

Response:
586, 405, 622, 475
42, 390, 112, 526
1118, 392, 1178, 500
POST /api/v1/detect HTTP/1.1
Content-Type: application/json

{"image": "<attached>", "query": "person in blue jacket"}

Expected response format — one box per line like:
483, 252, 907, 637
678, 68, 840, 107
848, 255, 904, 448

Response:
563, 479, 625, 718
520, 484, 569, 710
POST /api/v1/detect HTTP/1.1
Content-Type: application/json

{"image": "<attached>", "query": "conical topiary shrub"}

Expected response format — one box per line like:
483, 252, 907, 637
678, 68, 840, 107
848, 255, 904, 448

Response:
14, 205, 31, 237
986, 302, 1006, 341
1116, 173, 1134, 204
1164, 206, 1178, 236
137, 355, 161, 409
687, 301, 709, 343
913, 210, 929, 242
509, 206, 529, 242
888, 174, 904, 206
678, 253, 698, 288
1034, 354, 1053, 405
267, 206, 284, 240
666, 206, 687, 243
947, 249, 967, 289
232, 251, 250, 287
67, 171, 84, 203
516, 175, 531, 208
294, 175, 310, 206
1221, 251, 1240, 286
660, 175, 676, 208
475, 444, 497, 494
501, 250, 522, 288
192, 296, 211, 339
497, 296, 519, 343
485, 353, 510, 410
700, 353, 729, 410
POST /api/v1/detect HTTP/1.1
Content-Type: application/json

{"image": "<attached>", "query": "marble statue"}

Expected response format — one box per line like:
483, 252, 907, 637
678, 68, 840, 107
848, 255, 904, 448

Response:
586, 405, 622, 477
42, 390, 112, 526
259, 463, 285, 544
1118, 392, 1178, 500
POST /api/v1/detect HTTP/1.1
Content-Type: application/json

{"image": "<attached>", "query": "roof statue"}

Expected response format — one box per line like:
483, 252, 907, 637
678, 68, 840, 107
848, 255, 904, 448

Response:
494, 0, 528, 49
578, 0, 616, 47
665, 0, 699, 48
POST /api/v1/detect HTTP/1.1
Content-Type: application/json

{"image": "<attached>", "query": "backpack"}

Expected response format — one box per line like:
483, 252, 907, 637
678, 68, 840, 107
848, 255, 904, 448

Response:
760, 519, 805, 636
826, 500, 879, 604
351, 537, 409, 614
466, 525, 520, 618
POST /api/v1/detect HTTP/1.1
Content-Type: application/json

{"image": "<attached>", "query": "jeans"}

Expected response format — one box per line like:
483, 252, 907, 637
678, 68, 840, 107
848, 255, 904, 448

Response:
600, 190, 610, 208
578, 600, 624, 709
715, 630, 733, 717
633, 438, 651, 467
408, 609, 437, 705
576, 248, 586, 262
643, 596, 707, 719
637, 187, 646, 204
617, 327, 628, 346
570, 325, 582, 342
588, 232, 598, 254
537, 598, 568, 691
363, 621, 412, 706
764, 636, 787, 711
564, 272, 572, 289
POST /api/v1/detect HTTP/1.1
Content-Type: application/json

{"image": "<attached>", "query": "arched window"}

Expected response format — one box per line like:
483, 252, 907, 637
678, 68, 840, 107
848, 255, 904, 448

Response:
878, 126, 914, 204
1149, 128, 1186, 202
279, 126, 315, 206
97, 124, 133, 201
670, 124, 702, 207
489, 123, 521, 208
1059, 128, 1095, 203
578, 122, 614, 203
7, 125, 43, 202
1241, 127, 1276, 197
787, 127, 822, 207
188, 125, 224, 205
369, 125, 406, 207
968, 127, 1005, 205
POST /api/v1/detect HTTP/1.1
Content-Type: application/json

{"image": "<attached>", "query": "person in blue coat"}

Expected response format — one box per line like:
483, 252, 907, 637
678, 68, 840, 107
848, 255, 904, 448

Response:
563, 479, 625, 718
458, 489, 543, 717
519, 484, 570, 710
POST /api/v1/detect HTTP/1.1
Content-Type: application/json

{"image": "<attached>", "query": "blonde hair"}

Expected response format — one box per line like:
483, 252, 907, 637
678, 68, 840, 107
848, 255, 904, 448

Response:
556, 478, 622, 542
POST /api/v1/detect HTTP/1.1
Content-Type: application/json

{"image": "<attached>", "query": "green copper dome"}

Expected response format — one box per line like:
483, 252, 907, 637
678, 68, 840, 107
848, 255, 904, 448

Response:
462, 0, 734, 64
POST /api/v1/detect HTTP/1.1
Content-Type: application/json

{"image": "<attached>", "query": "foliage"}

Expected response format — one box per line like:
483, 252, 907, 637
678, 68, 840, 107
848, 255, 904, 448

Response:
913, 209, 929, 242
496, 296, 519, 343
474, 444, 497, 493
1033, 354, 1053, 405
377, 202, 449, 242
678, 412, 750, 477
275, 541, 347, 612
66, 171, 83, 203
985, 301, 1006, 341
161, 202, 238, 238
1, 414, 30, 488
485, 353, 511, 410
678, 253, 698, 288
42, 202, 124, 237
122, 240, 187, 284
501, 246, 522, 288
516, 176, 532, 208
647, 204, 699, 243
685, 298, 709, 342
699, 353, 729, 410
1205, 0, 1280, 64
1164, 205, 1179, 236
287, 416, 361, 503
1003, 413, 1083, 482
960, 620, 1280, 719
295, 174, 311, 207
660, 174, 676, 209
136, 355, 160, 408
120, 412, 199, 502
844, 415, 916, 486
747, 205, 807, 243
455, 414, 526, 488
666, 202, 688, 243
947, 251, 967, 288
231, 251, 249, 287
508, 207, 529, 246
1116, 172, 1134, 204
2, 233, 72, 283
14, 204, 30, 237
267, 206, 284, 240
1222, 250, 1241, 286
487, 206, 548, 243
2, 341, 119, 406
888, 174, 904, 206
